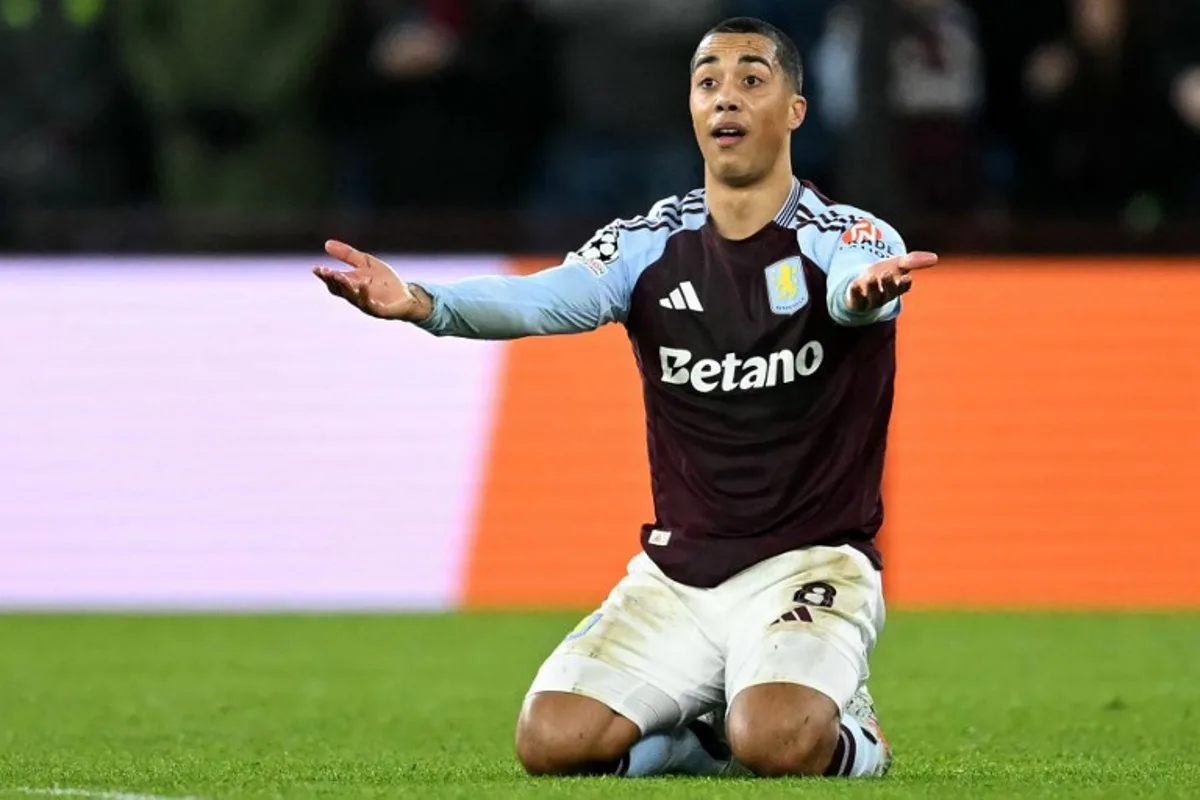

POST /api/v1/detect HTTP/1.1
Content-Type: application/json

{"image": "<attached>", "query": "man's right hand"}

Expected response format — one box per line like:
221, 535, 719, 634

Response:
313, 240, 433, 322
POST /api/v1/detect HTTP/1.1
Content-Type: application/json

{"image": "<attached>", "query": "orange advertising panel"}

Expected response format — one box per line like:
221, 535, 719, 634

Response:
886, 258, 1200, 607
463, 260, 652, 607
464, 258, 1200, 609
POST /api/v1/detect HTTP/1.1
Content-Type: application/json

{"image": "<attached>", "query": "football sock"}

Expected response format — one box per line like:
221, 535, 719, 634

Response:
614, 714, 882, 778
618, 724, 729, 777
824, 715, 886, 778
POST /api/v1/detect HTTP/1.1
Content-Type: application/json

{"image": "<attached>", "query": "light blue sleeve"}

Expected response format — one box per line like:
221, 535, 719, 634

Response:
808, 214, 908, 327
409, 221, 673, 340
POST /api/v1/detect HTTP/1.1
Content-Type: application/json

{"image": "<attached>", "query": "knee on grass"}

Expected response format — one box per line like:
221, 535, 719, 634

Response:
515, 691, 640, 776
726, 684, 841, 777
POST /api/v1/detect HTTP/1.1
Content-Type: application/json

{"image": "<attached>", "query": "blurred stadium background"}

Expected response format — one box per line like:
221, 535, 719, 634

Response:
1, 1, 1199, 797
2, 0, 1197, 610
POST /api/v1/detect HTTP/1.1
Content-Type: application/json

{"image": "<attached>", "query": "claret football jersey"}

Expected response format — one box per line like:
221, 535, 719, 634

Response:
417, 177, 906, 588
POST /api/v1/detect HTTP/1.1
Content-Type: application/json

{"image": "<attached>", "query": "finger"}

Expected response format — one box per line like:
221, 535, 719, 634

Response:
847, 279, 870, 309
882, 273, 912, 299
313, 266, 344, 290
897, 251, 939, 273
864, 281, 886, 308
314, 265, 350, 287
870, 265, 898, 290
325, 239, 370, 271
315, 268, 362, 302
322, 276, 353, 301
313, 265, 348, 283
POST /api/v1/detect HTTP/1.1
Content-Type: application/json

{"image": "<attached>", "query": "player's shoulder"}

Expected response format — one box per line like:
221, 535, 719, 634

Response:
618, 188, 708, 232
791, 181, 899, 238
790, 181, 906, 263
568, 189, 708, 277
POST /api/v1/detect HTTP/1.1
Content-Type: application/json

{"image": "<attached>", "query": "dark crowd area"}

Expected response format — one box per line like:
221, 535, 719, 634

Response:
1, 0, 1199, 254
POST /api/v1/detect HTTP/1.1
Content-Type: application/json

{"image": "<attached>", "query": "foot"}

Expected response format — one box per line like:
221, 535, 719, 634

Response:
688, 707, 731, 760
844, 686, 892, 776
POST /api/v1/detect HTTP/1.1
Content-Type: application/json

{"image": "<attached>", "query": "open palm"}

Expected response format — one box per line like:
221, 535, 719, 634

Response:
847, 251, 939, 312
313, 240, 426, 321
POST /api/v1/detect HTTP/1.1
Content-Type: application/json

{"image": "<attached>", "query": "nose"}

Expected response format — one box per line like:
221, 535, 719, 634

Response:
715, 97, 741, 113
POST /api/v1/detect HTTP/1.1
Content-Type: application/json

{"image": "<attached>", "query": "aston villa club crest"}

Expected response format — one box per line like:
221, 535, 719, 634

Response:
764, 258, 809, 315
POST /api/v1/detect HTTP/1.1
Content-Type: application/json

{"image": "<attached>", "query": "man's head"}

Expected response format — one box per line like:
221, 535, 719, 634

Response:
689, 18, 806, 187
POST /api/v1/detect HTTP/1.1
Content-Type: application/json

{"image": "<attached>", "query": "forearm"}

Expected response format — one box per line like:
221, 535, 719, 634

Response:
410, 263, 623, 340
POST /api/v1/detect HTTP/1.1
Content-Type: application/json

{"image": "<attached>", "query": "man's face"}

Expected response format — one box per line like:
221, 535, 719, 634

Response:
690, 33, 806, 187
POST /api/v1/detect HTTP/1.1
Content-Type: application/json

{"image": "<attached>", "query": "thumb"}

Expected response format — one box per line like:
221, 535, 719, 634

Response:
898, 251, 939, 272
325, 239, 371, 271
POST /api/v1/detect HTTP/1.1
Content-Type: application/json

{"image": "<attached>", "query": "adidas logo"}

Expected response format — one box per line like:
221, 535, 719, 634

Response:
659, 281, 704, 312
772, 607, 814, 625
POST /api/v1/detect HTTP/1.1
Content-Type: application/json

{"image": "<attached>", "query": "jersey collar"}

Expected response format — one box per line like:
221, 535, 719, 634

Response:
699, 176, 804, 227
773, 177, 805, 226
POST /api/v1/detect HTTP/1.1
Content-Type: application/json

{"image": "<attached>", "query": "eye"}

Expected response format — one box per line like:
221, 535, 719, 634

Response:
698, 77, 717, 89
745, 75, 763, 87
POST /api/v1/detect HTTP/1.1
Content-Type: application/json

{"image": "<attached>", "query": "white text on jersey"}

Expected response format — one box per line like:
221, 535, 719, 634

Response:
659, 343, 825, 393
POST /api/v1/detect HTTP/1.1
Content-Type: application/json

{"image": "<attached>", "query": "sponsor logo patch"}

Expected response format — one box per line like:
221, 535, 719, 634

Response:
841, 219, 898, 259
659, 343, 824, 393
842, 219, 884, 245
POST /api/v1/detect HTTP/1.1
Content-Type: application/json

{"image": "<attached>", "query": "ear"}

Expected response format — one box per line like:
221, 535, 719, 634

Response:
789, 95, 808, 132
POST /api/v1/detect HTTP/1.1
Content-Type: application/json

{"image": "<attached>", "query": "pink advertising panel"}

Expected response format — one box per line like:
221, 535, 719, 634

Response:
0, 256, 506, 609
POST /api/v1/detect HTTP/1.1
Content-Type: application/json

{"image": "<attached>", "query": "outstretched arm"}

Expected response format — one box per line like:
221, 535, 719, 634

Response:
313, 240, 630, 340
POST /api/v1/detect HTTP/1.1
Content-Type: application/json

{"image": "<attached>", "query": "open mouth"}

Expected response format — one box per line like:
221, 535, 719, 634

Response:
711, 123, 747, 146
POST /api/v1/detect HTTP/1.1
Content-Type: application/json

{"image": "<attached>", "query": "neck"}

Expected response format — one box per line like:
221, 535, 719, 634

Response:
704, 158, 795, 241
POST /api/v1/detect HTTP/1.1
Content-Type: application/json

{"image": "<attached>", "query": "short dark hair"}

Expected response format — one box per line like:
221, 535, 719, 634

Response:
699, 17, 804, 94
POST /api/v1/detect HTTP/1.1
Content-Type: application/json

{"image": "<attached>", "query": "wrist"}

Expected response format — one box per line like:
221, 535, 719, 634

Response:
407, 283, 435, 323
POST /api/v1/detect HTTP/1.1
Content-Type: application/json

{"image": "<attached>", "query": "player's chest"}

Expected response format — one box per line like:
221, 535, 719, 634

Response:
629, 245, 836, 354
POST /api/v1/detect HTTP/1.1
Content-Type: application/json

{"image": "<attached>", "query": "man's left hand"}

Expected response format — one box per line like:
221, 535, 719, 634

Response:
846, 251, 939, 312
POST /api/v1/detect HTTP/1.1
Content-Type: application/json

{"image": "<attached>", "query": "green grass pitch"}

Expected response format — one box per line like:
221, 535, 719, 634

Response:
0, 612, 1197, 799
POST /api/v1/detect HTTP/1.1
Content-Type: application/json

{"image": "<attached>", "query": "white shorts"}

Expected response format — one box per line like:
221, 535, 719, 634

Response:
526, 545, 885, 734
